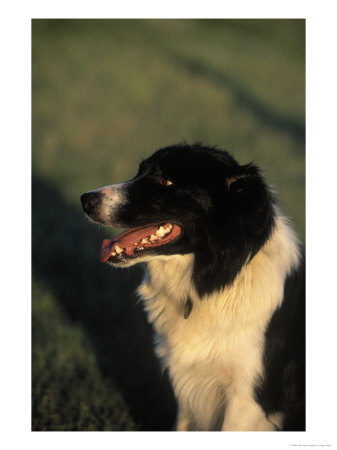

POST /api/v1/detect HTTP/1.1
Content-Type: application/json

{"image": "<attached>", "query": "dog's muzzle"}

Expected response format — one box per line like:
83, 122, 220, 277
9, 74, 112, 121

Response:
81, 184, 127, 226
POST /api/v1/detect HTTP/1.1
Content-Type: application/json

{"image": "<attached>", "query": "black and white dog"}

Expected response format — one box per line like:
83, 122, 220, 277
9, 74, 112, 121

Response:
81, 144, 305, 431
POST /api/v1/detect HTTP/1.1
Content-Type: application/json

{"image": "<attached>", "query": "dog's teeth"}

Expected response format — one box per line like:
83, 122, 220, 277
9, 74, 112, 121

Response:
163, 224, 172, 234
150, 234, 158, 241
115, 245, 124, 254
161, 223, 172, 234
156, 226, 166, 237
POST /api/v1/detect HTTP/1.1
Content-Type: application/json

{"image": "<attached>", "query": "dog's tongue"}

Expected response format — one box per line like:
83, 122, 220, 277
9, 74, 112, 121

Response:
100, 239, 117, 263
100, 224, 161, 263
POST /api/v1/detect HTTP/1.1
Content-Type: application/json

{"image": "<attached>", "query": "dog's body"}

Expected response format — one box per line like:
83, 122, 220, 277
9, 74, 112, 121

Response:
81, 144, 305, 431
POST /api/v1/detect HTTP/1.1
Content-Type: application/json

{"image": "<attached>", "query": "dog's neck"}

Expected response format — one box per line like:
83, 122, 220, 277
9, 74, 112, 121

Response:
146, 253, 195, 303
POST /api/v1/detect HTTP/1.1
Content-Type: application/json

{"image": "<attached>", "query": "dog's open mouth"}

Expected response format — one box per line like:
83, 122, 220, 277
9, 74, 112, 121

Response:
100, 223, 182, 263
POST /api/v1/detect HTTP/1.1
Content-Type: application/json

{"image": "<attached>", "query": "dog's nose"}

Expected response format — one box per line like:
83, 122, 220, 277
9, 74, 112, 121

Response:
81, 192, 101, 214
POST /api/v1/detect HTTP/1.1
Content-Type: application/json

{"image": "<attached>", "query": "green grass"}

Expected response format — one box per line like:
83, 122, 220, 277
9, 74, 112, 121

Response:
32, 19, 305, 431
32, 278, 137, 431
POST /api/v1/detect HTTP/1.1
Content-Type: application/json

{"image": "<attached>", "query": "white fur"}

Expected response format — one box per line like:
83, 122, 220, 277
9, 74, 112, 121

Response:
94, 183, 128, 222
138, 213, 301, 431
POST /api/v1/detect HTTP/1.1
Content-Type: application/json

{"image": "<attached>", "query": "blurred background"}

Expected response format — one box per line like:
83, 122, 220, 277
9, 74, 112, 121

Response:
32, 19, 305, 431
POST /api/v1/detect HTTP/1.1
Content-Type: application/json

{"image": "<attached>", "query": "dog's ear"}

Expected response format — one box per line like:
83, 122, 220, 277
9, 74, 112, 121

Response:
225, 163, 260, 194
225, 174, 247, 193
225, 163, 274, 236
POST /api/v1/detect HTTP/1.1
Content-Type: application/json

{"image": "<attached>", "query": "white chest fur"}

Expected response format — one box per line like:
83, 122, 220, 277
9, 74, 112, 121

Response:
138, 216, 301, 431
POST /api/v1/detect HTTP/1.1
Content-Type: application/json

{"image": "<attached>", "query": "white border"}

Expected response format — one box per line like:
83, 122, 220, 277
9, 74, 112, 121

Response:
1, 1, 337, 449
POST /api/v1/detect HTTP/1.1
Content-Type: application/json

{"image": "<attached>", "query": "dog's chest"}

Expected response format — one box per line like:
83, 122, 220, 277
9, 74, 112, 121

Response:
138, 257, 267, 392
151, 296, 264, 379
140, 274, 268, 430
137, 254, 291, 430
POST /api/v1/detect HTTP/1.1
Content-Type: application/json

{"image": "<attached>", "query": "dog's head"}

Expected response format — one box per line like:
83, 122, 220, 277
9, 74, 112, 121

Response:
81, 144, 275, 293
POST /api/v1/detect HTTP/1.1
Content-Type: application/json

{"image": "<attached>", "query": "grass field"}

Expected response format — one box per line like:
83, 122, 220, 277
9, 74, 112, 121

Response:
32, 19, 305, 431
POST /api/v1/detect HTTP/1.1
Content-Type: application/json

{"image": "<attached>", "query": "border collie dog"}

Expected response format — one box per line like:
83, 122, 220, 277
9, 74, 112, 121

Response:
81, 144, 305, 431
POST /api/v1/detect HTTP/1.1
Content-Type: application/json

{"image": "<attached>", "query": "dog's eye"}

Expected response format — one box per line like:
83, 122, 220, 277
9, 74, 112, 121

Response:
159, 177, 173, 186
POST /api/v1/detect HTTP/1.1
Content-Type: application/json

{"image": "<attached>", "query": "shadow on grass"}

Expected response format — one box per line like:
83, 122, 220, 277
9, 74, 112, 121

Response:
171, 51, 305, 144
32, 172, 176, 431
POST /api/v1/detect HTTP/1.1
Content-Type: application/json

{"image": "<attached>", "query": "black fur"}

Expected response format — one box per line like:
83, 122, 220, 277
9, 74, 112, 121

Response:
255, 259, 305, 431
